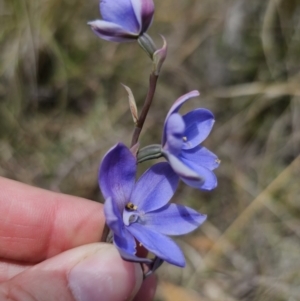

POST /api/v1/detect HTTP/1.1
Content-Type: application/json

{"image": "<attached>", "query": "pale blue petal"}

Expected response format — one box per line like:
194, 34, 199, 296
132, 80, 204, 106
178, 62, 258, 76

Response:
163, 149, 217, 190
131, 162, 179, 213
162, 151, 203, 181
162, 90, 200, 145
164, 113, 185, 155
144, 204, 207, 235
99, 143, 136, 211
180, 146, 220, 171
182, 109, 215, 149
180, 159, 218, 190
100, 0, 140, 33
88, 20, 138, 42
128, 223, 186, 267
104, 197, 123, 237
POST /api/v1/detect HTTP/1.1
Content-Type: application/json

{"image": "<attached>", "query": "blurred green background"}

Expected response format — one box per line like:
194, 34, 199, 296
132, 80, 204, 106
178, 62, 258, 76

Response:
1, 0, 300, 300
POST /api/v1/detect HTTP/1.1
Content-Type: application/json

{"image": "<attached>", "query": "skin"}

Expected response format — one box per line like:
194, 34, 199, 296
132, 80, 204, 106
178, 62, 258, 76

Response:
0, 177, 156, 301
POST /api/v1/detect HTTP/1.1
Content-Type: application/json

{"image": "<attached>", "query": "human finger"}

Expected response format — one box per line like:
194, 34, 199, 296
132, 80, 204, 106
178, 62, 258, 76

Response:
0, 177, 104, 262
0, 260, 31, 282
0, 243, 143, 301
133, 274, 157, 301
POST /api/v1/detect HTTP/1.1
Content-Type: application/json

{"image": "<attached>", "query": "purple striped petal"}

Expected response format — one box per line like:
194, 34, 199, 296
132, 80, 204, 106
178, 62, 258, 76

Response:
100, 0, 140, 33
180, 146, 220, 171
130, 162, 179, 213
99, 143, 136, 211
144, 204, 207, 235
162, 90, 200, 145
128, 223, 185, 267
88, 20, 138, 42
162, 151, 203, 181
164, 113, 185, 155
182, 109, 215, 149
131, 0, 155, 33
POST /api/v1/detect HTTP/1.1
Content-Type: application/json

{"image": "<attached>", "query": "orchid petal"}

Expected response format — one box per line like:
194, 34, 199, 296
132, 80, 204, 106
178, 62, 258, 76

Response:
180, 158, 218, 190
113, 230, 135, 257
162, 90, 200, 145
104, 196, 148, 262
100, 0, 140, 33
99, 143, 136, 211
164, 113, 185, 155
182, 109, 215, 149
131, 0, 155, 33
131, 162, 179, 213
104, 197, 123, 237
180, 146, 220, 171
144, 204, 207, 235
128, 223, 185, 267
114, 230, 152, 263
88, 20, 138, 42
163, 151, 203, 181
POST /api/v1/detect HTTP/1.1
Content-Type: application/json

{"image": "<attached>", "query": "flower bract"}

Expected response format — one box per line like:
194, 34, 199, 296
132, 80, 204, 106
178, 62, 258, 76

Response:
99, 143, 207, 267
162, 90, 220, 191
88, 0, 155, 42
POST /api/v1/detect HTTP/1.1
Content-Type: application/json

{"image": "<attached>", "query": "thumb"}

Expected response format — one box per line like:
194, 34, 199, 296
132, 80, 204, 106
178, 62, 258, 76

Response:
0, 243, 143, 301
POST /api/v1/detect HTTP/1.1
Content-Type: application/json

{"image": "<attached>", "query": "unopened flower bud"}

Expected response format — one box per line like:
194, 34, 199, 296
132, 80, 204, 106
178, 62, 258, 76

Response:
88, 0, 155, 43
137, 33, 157, 58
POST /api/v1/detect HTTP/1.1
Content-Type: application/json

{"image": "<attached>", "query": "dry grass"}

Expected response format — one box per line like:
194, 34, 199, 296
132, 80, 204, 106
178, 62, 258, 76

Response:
1, 0, 300, 300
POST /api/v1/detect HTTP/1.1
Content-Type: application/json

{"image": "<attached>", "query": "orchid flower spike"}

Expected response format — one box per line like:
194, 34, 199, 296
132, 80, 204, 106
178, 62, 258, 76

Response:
162, 91, 220, 191
99, 143, 207, 267
88, 0, 155, 43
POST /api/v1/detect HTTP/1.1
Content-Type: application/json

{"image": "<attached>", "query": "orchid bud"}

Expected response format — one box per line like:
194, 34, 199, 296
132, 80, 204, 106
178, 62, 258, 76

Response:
88, 0, 155, 43
137, 33, 157, 58
137, 144, 162, 163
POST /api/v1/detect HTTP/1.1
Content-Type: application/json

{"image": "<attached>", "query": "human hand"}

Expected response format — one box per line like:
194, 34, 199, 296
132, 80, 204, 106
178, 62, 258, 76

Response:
0, 177, 156, 301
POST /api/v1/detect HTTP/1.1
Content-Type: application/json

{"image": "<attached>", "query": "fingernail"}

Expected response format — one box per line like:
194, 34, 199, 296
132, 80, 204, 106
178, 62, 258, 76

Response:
68, 245, 143, 301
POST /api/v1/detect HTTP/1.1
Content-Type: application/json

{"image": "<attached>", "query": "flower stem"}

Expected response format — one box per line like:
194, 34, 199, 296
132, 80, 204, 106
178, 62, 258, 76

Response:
103, 54, 159, 243
130, 71, 158, 147
101, 223, 110, 242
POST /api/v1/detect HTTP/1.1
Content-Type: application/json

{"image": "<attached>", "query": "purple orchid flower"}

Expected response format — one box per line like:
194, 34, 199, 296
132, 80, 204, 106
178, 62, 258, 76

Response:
162, 90, 220, 191
88, 0, 154, 42
99, 143, 207, 267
